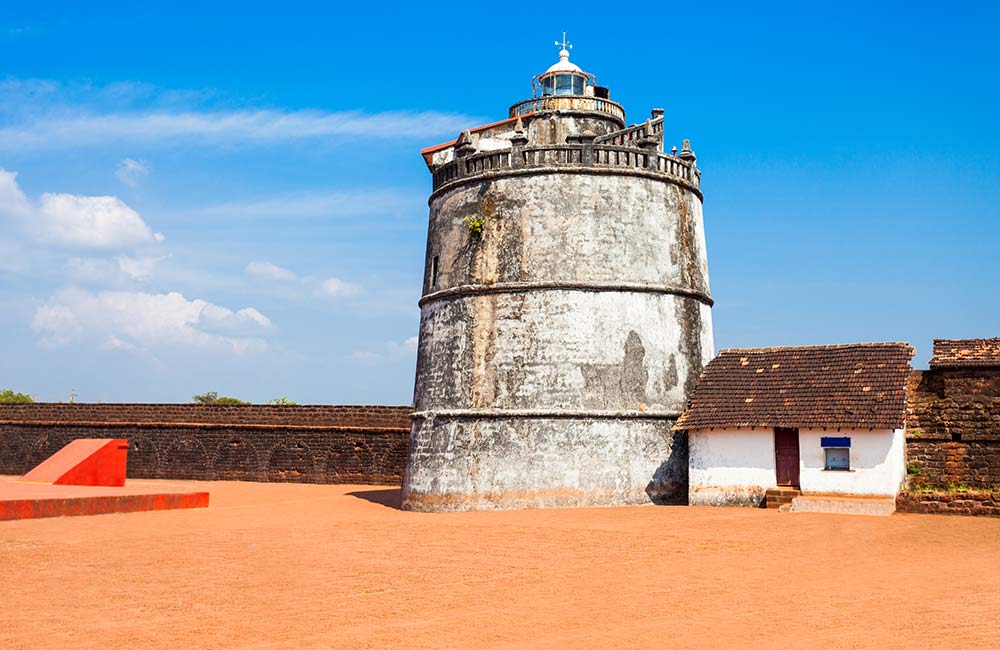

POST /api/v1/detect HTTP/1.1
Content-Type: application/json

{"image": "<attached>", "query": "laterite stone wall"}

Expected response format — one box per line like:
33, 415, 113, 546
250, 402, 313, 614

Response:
896, 491, 1000, 517
906, 369, 1000, 490
0, 404, 412, 485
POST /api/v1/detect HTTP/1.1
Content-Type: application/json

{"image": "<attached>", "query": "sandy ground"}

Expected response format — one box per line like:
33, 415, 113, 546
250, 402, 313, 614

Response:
1, 478, 998, 650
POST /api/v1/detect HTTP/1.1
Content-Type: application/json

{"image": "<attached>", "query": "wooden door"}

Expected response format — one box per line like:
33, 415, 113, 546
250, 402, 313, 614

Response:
774, 427, 800, 487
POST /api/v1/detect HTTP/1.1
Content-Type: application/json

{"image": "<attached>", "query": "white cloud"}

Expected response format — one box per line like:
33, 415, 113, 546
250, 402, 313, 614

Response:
399, 336, 419, 353
65, 257, 119, 283
321, 277, 361, 299
350, 336, 419, 365
115, 158, 150, 187
0, 168, 33, 218
0, 169, 163, 249
63, 255, 164, 284
117, 255, 164, 280
245, 261, 297, 281
32, 288, 271, 354
0, 79, 481, 152
0, 107, 481, 152
0, 240, 29, 273
101, 336, 136, 351
182, 189, 419, 221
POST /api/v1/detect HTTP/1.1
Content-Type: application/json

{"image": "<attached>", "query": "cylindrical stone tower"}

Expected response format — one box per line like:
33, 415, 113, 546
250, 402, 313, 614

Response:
402, 43, 714, 511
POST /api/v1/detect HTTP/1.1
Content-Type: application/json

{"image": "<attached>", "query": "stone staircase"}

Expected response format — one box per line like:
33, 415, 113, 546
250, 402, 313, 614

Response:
764, 487, 801, 510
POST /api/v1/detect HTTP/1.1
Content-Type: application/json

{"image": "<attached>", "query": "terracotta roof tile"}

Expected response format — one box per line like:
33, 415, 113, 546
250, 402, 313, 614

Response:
929, 338, 1000, 368
674, 342, 914, 431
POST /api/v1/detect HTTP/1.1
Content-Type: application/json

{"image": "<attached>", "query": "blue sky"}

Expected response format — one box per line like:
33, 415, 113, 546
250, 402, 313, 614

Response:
1, 1, 997, 404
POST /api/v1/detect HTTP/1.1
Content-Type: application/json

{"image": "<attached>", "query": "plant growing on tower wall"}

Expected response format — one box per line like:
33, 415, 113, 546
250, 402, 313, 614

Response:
464, 189, 498, 240
464, 214, 486, 237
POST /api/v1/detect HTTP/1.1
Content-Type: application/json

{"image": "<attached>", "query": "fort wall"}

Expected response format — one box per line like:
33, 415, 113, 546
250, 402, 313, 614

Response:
905, 369, 1000, 490
0, 404, 411, 485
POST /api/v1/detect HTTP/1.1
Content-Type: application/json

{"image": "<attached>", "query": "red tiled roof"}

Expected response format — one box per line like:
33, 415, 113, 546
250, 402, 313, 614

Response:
674, 343, 914, 431
930, 338, 1000, 368
419, 115, 529, 156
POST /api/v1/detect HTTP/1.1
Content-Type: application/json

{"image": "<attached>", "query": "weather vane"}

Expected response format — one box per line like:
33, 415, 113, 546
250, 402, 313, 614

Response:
555, 32, 572, 53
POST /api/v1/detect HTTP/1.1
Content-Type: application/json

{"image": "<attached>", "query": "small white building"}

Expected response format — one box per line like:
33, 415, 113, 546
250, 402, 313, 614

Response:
675, 343, 914, 508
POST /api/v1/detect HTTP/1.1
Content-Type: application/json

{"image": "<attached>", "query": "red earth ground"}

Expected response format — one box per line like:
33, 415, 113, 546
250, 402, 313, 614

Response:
1, 477, 998, 649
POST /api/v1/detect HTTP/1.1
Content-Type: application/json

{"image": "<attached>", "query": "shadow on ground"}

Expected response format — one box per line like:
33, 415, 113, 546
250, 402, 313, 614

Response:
347, 488, 402, 509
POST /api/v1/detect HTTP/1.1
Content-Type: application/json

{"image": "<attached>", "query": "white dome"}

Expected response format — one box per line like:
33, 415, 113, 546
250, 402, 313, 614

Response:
545, 49, 582, 74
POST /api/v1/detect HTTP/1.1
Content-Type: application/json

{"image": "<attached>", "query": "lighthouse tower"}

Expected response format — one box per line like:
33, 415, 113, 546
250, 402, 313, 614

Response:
403, 39, 714, 511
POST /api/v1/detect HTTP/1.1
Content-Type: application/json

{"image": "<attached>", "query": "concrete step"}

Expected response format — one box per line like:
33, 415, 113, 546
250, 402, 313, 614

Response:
790, 494, 896, 516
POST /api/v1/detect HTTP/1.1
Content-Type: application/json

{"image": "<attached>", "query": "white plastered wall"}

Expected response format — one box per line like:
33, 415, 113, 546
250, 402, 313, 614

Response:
688, 428, 775, 507
798, 428, 906, 497
688, 426, 907, 506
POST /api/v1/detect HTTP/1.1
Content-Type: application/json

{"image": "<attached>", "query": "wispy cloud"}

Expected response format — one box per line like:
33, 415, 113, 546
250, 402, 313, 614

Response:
0, 78, 481, 152
245, 261, 297, 282
115, 158, 150, 187
320, 277, 361, 299
185, 189, 420, 220
0, 109, 481, 151
118, 254, 165, 280
350, 336, 418, 364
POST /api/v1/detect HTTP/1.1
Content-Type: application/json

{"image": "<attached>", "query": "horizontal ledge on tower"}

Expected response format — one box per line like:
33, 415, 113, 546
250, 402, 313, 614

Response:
411, 409, 683, 420
419, 281, 714, 308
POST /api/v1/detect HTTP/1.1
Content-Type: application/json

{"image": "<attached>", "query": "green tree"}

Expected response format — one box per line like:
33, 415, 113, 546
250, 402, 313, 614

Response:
193, 391, 249, 405
0, 389, 34, 404
267, 397, 298, 405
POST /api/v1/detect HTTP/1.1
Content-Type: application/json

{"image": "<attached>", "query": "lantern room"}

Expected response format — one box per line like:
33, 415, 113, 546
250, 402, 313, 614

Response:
533, 34, 599, 98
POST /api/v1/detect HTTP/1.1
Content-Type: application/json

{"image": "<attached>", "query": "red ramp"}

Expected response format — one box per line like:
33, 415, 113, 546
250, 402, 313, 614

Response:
19, 439, 129, 487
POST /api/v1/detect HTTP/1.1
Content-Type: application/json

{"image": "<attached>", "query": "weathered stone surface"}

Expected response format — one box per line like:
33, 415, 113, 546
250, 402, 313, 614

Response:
405, 96, 713, 511
0, 405, 411, 485
906, 368, 1000, 490
404, 416, 687, 511
414, 291, 711, 413
896, 490, 1000, 517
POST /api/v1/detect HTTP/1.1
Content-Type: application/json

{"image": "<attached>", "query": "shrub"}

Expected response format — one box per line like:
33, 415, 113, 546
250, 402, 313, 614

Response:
193, 391, 249, 405
0, 389, 33, 404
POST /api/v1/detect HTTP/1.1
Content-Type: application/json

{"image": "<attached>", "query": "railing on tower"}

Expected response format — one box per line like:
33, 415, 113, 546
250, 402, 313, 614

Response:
508, 96, 626, 123
431, 141, 700, 192
593, 116, 664, 147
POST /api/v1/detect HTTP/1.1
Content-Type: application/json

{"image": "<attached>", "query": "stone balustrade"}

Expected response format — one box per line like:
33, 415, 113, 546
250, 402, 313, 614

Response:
431, 142, 700, 194
593, 116, 664, 146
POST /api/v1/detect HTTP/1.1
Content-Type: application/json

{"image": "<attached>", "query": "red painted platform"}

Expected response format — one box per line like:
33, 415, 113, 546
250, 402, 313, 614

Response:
0, 480, 210, 521
20, 438, 129, 487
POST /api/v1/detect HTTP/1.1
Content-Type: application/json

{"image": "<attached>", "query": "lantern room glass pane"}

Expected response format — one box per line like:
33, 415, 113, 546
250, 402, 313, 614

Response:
541, 74, 585, 97
556, 75, 572, 94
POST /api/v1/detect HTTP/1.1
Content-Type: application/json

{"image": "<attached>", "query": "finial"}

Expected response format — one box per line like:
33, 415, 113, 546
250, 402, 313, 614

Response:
679, 139, 696, 163
554, 31, 573, 59
511, 117, 528, 147
455, 130, 476, 157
